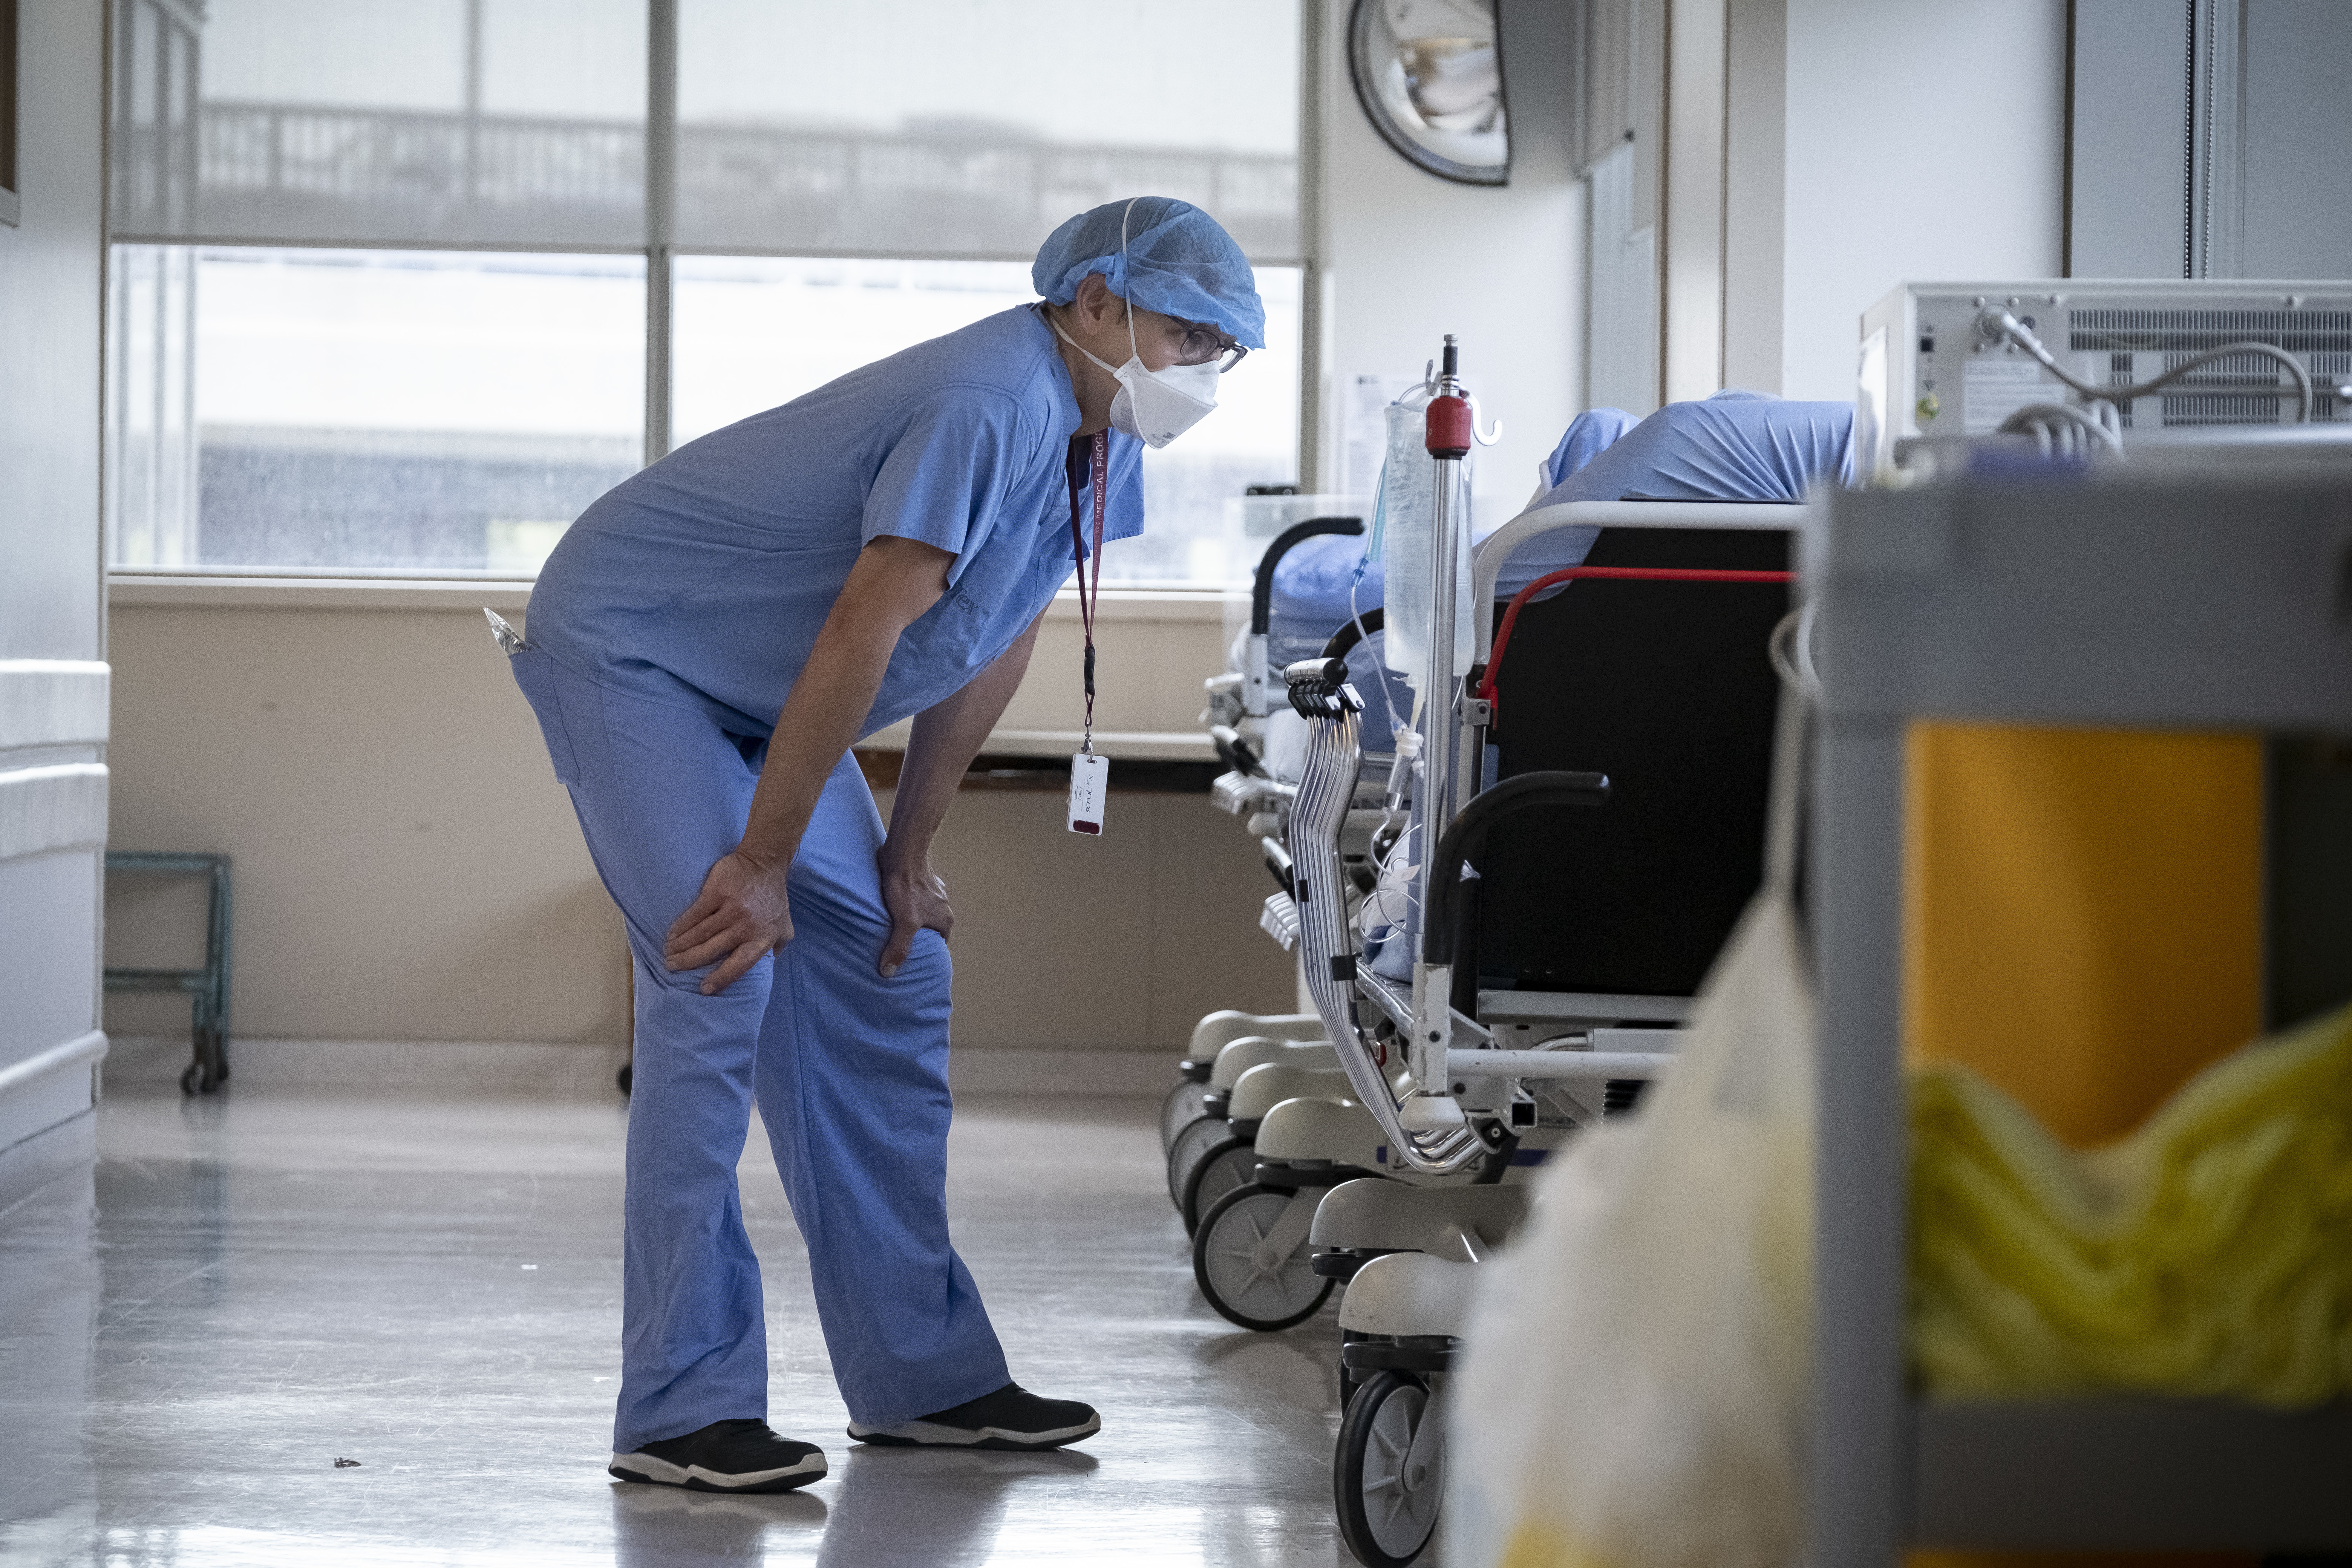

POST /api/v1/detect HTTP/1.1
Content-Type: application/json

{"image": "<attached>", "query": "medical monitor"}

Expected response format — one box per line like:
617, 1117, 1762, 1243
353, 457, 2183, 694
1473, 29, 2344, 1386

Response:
1857, 279, 2352, 479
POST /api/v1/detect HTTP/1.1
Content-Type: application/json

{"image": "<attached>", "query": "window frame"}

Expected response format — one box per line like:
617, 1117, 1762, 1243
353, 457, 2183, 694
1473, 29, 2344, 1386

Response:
102, 0, 1322, 591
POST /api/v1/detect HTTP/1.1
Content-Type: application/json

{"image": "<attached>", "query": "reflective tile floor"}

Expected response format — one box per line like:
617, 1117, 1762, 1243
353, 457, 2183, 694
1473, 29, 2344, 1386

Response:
0, 1087, 1366, 1567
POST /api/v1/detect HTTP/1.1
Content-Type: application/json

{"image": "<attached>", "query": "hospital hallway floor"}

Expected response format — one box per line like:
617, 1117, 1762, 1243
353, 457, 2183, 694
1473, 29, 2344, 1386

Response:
0, 1085, 1370, 1567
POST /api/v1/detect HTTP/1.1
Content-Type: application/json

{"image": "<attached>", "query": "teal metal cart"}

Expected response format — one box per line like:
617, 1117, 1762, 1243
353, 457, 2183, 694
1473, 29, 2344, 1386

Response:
104, 851, 233, 1095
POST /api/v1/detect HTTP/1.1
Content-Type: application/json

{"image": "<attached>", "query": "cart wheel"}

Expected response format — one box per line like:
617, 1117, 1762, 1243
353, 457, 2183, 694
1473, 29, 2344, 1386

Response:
1165, 1113, 1227, 1213
1159, 1077, 1210, 1153
1193, 1183, 1334, 1331
616, 1062, 633, 1095
1334, 1370, 1443, 1568
179, 1061, 203, 1097
1181, 1136, 1260, 1237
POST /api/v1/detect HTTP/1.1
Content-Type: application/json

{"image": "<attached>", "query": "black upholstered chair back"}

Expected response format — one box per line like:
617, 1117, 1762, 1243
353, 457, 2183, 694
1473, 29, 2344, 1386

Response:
1469, 525, 1792, 1001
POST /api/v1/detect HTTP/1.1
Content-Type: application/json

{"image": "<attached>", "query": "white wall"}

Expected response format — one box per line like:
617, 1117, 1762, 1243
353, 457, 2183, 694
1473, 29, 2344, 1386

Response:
1721, 0, 1787, 394
0, 0, 108, 1211
1315, 0, 1586, 514
102, 591, 1296, 1090
1729, 0, 2069, 400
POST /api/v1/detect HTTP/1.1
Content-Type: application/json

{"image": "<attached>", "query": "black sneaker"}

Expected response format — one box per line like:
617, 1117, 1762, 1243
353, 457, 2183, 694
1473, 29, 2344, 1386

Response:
609, 1418, 827, 1492
847, 1383, 1100, 1452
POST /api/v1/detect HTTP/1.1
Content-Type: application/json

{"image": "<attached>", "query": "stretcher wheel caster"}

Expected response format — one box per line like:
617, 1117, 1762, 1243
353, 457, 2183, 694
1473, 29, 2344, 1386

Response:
1180, 1136, 1259, 1237
1165, 1114, 1227, 1214
1334, 1370, 1442, 1567
1193, 1184, 1334, 1331
1159, 1077, 1209, 1153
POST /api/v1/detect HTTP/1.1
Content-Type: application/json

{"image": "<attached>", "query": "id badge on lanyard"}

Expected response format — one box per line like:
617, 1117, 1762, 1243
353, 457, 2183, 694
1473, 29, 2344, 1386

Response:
1067, 430, 1110, 835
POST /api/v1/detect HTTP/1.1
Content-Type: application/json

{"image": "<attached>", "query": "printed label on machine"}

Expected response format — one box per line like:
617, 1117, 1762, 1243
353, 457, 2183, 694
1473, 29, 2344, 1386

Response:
1067, 752, 1109, 835
1963, 358, 2053, 434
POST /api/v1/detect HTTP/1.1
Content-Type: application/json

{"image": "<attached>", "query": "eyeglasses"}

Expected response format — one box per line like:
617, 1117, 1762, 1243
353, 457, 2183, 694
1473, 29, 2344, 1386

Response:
1173, 320, 1249, 374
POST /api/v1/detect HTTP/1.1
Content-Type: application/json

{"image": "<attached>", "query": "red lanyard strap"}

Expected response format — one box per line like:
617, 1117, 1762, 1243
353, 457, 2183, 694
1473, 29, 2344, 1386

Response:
1066, 431, 1110, 750
1476, 564, 1795, 716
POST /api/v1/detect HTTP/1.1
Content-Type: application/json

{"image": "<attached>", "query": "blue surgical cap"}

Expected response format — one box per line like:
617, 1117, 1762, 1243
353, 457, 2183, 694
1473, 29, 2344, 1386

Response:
1032, 198, 1267, 351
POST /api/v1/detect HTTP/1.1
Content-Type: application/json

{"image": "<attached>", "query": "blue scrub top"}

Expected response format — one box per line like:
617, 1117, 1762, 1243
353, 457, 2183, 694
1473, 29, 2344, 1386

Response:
528, 305, 1145, 738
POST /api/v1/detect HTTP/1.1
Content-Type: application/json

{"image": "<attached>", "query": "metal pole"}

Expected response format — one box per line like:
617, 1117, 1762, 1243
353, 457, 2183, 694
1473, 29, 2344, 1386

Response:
1408, 338, 1476, 1101
1296, 0, 1326, 492
643, 0, 677, 466
1421, 415, 1464, 883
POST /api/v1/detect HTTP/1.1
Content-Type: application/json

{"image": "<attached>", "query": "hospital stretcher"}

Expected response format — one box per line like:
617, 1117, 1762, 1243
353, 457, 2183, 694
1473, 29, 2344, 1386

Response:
1168, 395, 1837, 1568
1175, 363, 1847, 1566
1169, 392, 1850, 1237
1171, 449, 1595, 1232
1178, 519, 1803, 1565
1292, 482, 1799, 1565
1174, 505, 1804, 1251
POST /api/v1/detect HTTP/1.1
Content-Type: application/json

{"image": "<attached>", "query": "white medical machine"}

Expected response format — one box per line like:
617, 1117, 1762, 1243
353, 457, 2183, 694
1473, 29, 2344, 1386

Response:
1856, 279, 2352, 478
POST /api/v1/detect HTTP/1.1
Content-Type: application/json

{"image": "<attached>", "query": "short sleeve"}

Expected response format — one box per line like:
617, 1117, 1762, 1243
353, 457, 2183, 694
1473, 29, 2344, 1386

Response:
862, 387, 1031, 580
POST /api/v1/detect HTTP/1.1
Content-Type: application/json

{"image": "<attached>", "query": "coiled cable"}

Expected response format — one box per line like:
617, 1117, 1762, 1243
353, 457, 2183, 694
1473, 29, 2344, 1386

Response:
1978, 307, 2313, 425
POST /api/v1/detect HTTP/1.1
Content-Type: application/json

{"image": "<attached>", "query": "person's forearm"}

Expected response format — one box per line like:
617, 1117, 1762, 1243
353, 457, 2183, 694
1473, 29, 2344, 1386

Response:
738, 541, 949, 870
885, 614, 1044, 862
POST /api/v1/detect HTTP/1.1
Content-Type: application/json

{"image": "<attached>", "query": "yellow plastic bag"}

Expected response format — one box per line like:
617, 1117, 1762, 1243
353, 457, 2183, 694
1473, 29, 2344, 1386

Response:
1910, 1002, 2352, 1407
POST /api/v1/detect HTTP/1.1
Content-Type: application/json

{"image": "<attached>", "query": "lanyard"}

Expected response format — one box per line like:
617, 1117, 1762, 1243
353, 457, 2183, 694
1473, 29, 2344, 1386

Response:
1066, 430, 1110, 754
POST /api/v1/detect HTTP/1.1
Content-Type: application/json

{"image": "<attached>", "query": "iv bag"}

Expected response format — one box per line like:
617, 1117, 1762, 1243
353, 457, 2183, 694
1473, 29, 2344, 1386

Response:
1379, 390, 1475, 692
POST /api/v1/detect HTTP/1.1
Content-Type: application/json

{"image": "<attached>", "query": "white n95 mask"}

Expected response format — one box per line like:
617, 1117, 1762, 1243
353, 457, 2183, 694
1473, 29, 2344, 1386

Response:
1052, 315, 1221, 449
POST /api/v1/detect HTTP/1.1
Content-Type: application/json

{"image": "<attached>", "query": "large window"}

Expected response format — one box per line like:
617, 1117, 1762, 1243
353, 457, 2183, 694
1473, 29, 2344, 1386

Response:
106, 0, 1304, 585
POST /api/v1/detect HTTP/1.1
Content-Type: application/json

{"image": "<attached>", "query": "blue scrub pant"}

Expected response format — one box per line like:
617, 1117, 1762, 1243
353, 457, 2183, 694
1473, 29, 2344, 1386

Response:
508, 646, 1009, 1450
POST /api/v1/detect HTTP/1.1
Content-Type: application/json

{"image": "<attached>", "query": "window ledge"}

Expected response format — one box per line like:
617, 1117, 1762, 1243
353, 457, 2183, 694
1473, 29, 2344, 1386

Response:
110, 574, 539, 611
858, 723, 1214, 761
109, 575, 1246, 622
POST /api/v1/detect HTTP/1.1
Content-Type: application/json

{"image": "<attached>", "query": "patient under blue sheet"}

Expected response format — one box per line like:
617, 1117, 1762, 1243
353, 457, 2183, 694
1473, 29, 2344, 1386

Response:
1540, 406, 1641, 491
1270, 392, 1847, 640
1490, 389, 1854, 594
1541, 390, 1852, 505
1260, 392, 1851, 758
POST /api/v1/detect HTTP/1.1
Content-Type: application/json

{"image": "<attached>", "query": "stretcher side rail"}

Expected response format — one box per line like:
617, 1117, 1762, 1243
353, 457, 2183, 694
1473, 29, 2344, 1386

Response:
1284, 657, 1486, 1174
1456, 499, 1800, 803
1283, 665, 1678, 1158
1244, 515, 1364, 718
1412, 769, 1614, 1097
1470, 499, 1803, 658
1428, 507, 1796, 1093
1446, 1049, 1676, 1080
1286, 497, 1805, 1169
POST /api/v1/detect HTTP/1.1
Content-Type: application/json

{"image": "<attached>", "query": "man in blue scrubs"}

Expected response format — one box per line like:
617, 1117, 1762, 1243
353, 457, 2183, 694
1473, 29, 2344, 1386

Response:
506, 198, 1265, 1492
